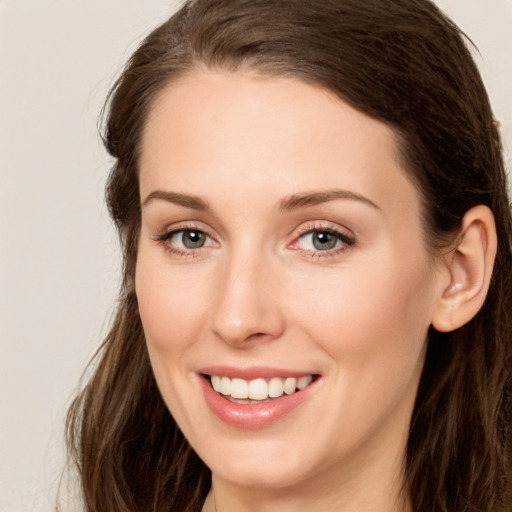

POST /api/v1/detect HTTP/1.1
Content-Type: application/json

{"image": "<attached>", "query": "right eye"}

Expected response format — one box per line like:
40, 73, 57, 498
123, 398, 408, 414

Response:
163, 229, 214, 250
173, 229, 208, 249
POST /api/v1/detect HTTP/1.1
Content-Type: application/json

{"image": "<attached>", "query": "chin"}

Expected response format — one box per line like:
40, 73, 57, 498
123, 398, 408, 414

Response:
193, 433, 328, 490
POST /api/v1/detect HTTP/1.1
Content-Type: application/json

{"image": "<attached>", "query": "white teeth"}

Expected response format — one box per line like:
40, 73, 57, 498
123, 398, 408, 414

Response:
297, 375, 313, 389
211, 375, 221, 392
268, 377, 284, 398
231, 378, 248, 399
283, 377, 297, 395
220, 376, 231, 396
248, 378, 268, 400
209, 374, 314, 401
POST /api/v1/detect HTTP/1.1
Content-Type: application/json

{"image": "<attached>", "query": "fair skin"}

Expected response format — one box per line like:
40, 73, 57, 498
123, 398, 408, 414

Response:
135, 71, 496, 512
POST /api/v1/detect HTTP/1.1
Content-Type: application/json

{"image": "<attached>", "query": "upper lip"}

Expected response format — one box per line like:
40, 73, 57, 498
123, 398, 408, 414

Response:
198, 365, 319, 380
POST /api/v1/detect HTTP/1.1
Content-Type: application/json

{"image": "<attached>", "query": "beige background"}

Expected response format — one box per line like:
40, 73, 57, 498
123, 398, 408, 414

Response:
1, 1, 511, 510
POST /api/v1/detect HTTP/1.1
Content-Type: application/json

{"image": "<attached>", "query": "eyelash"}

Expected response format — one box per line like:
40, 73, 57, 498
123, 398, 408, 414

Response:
153, 222, 355, 259
153, 224, 217, 258
291, 223, 355, 258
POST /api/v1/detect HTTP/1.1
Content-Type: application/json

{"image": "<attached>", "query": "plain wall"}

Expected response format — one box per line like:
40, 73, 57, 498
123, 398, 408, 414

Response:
1, 1, 511, 510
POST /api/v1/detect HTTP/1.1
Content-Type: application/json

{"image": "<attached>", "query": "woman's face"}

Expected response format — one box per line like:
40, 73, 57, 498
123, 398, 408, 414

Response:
136, 71, 443, 493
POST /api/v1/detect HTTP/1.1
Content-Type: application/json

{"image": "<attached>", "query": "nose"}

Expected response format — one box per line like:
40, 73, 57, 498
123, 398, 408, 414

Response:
209, 250, 286, 347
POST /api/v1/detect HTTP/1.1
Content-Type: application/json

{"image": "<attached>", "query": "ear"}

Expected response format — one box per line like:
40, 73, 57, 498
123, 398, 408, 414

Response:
432, 205, 497, 333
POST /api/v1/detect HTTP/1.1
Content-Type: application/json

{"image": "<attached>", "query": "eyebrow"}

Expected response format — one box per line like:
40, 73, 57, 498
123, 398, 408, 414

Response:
141, 188, 379, 213
278, 189, 380, 212
142, 190, 209, 210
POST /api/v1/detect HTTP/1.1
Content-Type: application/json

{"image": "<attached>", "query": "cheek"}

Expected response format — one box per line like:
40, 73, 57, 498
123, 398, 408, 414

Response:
286, 254, 434, 441
286, 250, 435, 372
135, 252, 213, 425
135, 253, 210, 356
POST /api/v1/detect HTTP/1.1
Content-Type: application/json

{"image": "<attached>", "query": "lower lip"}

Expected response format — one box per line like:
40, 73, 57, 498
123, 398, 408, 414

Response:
200, 376, 317, 429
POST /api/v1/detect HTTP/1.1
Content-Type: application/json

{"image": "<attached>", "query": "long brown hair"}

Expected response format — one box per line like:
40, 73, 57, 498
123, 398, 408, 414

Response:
66, 1, 512, 511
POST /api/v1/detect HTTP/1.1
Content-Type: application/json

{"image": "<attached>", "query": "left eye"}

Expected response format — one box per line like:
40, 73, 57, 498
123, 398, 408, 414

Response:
168, 229, 212, 249
297, 230, 351, 251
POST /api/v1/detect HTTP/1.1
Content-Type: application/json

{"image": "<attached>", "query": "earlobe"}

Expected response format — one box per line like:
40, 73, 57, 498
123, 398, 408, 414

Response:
431, 205, 497, 333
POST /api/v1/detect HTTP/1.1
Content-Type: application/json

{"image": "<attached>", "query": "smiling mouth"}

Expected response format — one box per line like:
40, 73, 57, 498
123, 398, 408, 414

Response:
207, 374, 317, 403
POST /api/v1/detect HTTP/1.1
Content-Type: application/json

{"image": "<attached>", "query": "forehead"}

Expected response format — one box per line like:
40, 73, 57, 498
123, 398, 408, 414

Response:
139, 70, 420, 221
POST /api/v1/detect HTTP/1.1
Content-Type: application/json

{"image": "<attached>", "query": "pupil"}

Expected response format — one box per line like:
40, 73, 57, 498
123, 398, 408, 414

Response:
313, 231, 337, 250
183, 230, 205, 249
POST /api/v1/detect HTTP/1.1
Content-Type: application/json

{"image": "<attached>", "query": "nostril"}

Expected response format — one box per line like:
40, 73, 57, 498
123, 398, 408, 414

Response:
209, 287, 286, 345
245, 332, 273, 343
